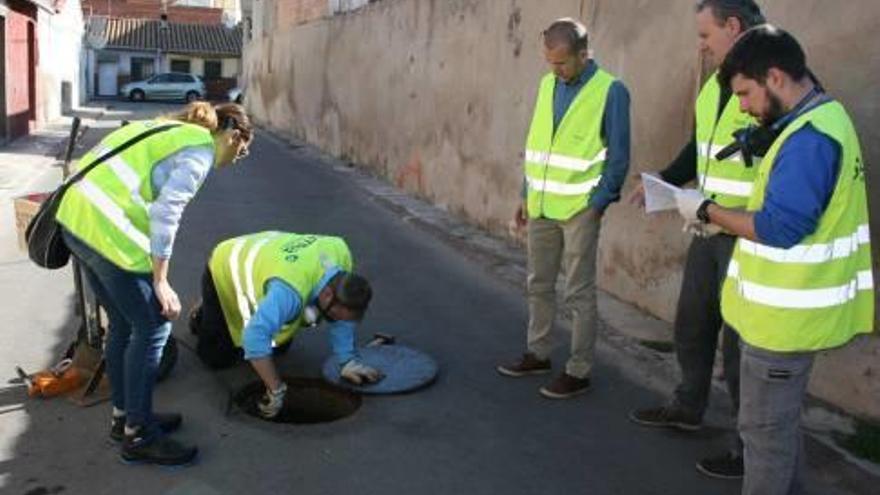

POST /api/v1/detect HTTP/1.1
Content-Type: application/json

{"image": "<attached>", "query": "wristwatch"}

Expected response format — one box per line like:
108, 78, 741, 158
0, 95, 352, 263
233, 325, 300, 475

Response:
696, 199, 715, 224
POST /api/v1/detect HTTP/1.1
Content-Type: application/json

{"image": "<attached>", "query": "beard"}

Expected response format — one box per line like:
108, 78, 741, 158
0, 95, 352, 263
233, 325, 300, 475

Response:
761, 91, 787, 126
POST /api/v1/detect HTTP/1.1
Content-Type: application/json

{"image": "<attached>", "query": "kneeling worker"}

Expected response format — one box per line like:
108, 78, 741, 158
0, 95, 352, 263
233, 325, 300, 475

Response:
191, 231, 383, 418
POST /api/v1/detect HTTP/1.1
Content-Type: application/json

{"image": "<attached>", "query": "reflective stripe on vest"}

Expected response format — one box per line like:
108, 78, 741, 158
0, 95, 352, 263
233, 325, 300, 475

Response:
55, 121, 214, 272
524, 69, 615, 221
727, 261, 873, 309
721, 101, 874, 352
209, 232, 354, 347
695, 72, 759, 207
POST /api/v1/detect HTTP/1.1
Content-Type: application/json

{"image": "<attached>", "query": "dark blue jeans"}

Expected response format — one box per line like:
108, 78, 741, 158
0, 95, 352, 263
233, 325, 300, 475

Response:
63, 230, 171, 429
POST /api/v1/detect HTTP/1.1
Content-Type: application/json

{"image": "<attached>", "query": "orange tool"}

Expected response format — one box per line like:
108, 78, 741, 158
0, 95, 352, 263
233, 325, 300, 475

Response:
16, 359, 84, 398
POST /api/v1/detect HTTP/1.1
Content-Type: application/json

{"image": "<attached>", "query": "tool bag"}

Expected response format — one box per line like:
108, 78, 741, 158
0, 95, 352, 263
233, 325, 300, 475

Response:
25, 123, 181, 269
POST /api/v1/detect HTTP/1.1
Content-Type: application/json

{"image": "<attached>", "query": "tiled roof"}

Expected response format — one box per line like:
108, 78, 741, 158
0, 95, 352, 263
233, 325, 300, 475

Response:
86, 16, 241, 57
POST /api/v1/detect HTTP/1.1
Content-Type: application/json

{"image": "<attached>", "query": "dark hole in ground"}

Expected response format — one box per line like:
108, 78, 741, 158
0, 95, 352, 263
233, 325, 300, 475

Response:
233, 377, 361, 424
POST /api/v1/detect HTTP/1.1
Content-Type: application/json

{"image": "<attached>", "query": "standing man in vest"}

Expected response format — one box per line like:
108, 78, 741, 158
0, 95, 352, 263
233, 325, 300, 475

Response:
496, 18, 630, 399
676, 26, 874, 494
629, 0, 765, 479
191, 231, 383, 419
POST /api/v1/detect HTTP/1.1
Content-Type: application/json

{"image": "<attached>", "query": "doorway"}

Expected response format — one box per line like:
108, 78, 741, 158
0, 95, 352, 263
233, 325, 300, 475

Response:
98, 62, 118, 97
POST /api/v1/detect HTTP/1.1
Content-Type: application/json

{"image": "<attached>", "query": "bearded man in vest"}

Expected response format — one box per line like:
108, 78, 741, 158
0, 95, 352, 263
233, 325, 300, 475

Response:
190, 231, 383, 419
496, 18, 630, 399
629, 0, 766, 479
675, 26, 873, 495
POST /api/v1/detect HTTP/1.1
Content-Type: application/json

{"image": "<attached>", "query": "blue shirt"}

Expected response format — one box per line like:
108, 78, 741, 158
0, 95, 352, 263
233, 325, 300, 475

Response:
523, 61, 631, 213
753, 121, 841, 248
241, 266, 357, 364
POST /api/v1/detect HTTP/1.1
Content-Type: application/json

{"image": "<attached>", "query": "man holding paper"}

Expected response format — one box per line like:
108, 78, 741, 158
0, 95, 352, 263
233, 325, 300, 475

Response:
629, 0, 765, 479
676, 25, 873, 494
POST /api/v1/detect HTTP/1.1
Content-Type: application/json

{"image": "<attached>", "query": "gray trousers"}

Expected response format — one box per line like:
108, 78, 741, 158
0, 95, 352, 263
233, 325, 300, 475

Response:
526, 208, 601, 379
739, 343, 814, 495
673, 233, 741, 421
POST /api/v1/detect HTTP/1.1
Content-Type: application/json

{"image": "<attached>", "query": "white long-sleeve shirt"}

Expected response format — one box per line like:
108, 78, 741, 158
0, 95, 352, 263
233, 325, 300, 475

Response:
148, 145, 215, 259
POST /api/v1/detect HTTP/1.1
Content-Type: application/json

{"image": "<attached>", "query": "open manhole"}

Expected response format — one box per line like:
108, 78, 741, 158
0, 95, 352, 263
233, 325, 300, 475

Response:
233, 377, 361, 424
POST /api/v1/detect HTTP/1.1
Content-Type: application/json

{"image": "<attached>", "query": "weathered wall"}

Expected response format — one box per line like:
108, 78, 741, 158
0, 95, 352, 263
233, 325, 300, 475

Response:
243, 0, 880, 420
36, 0, 84, 124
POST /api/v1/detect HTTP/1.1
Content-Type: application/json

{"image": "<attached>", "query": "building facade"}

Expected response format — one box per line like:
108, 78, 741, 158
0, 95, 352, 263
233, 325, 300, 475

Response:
0, 0, 83, 142
84, 15, 241, 100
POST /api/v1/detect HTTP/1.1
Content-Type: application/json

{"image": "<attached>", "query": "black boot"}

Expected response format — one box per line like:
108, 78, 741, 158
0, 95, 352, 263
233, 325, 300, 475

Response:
120, 429, 197, 466
110, 412, 183, 442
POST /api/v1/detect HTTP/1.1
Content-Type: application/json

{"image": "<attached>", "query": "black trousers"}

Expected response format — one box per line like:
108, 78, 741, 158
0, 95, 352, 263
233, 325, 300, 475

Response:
672, 233, 741, 420
193, 266, 292, 369
193, 266, 243, 369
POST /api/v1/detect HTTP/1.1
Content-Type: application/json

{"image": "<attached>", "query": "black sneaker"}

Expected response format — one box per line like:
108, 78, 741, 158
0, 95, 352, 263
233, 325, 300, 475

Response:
628, 405, 702, 432
111, 413, 183, 442
696, 451, 744, 480
121, 431, 198, 467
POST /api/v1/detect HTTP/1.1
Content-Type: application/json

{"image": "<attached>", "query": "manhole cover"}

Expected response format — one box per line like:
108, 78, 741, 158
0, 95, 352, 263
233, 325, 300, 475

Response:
233, 377, 361, 424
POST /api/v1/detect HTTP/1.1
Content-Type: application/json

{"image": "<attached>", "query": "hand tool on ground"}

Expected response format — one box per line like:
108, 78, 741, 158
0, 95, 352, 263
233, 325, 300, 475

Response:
366, 332, 396, 347
16, 359, 84, 398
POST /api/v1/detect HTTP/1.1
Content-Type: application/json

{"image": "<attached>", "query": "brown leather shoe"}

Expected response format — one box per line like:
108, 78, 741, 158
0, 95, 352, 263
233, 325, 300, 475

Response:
539, 373, 591, 399
496, 353, 551, 377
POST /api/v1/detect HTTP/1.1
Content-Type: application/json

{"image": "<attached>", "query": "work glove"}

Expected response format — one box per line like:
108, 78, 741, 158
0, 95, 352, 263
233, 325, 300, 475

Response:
257, 382, 287, 419
682, 220, 723, 238
340, 360, 384, 385
674, 189, 707, 224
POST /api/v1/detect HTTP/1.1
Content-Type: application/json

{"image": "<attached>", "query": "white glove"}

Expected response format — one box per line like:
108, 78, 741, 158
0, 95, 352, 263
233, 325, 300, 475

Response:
682, 219, 723, 238
257, 382, 287, 419
675, 189, 707, 223
340, 360, 384, 385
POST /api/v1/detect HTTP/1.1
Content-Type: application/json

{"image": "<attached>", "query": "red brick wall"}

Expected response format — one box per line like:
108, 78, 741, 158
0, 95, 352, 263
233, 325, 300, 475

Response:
82, 0, 223, 24
276, 0, 327, 29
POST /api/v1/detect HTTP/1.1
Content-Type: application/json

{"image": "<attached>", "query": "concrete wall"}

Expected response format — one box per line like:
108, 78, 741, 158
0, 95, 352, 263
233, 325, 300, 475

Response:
243, 0, 880, 420
276, 0, 327, 29
35, 0, 84, 124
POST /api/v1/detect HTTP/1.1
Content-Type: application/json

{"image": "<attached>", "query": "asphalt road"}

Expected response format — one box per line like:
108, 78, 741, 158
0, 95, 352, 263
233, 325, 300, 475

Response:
0, 100, 859, 494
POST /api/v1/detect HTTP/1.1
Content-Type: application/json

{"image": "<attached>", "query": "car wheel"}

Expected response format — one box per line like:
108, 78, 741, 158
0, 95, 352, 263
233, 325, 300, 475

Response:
129, 89, 145, 102
185, 91, 200, 103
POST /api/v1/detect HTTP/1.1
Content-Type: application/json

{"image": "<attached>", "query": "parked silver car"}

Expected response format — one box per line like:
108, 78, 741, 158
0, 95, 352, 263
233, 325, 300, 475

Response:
120, 72, 205, 102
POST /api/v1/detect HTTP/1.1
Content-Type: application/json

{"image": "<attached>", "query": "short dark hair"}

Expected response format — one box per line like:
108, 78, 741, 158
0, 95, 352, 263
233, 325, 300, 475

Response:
718, 25, 808, 90
543, 18, 588, 54
696, 0, 766, 30
334, 272, 372, 319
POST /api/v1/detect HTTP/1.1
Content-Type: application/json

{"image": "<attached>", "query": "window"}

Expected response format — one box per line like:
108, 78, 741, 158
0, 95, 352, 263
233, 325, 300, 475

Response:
203, 60, 222, 80
130, 58, 155, 82
171, 73, 195, 83
170, 59, 191, 74
150, 74, 172, 84
175, 0, 212, 6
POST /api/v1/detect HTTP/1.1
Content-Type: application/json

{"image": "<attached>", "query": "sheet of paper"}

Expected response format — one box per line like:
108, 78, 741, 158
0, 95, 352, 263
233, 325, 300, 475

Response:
641, 173, 681, 213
